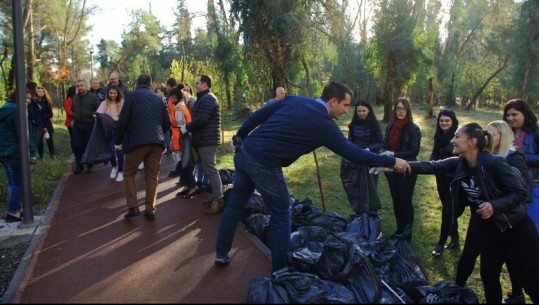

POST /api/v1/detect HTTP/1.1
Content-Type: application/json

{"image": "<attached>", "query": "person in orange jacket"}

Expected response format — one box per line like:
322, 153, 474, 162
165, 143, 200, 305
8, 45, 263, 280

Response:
168, 86, 198, 198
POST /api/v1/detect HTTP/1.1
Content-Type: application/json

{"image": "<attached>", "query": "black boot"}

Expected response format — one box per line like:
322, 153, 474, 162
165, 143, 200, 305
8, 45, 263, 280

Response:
124, 207, 141, 219
445, 234, 459, 250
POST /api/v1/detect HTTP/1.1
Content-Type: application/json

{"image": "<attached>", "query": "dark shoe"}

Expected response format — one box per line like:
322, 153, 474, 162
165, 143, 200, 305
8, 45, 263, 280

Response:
86, 165, 94, 173
202, 198, 213, 207
214, 255, 231, 266
445, 239, 459, 250
168, 170, 180, 178
183, 186, 200, 199
124, 207, 141, 219
176, 186, 190, 197
503, 292, 525, 304
389, 231, 403, 239
205, 199, 225, 215
73, 165, 84, 175
143, 210, 155, 221
5, 214, 22, 223
432, 244, 444, 257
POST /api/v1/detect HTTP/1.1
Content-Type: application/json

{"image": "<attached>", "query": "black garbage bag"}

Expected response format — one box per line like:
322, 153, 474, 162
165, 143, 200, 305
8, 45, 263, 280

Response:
340, 158, 381, 215
288, 241, 325, 273
313, 235, 350, 281
244, 213, 270, 245
347, 212, 382, 242
416, 280, 479, 304
289, 231, 306, 251
246, 277, 290, 303
344, 244, 382, 303
298, 226, 328, 243
289, 226, 328, 252
275, 271, 326, 304
380, 279, 414, 304
251, 269, 326, 304
81, 113, 114, 165
390, 234, 427, 276
180, 133, 199, 168
243, 192, 267, 218
320, 279, 357, 304
219, 168, 235, 185
386, 254, 428, 300
336, 232, 393, 270
292, 205, 348, 233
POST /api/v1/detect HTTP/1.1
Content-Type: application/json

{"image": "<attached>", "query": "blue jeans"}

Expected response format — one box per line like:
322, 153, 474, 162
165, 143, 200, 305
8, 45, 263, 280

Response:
0, 157, 22, 214
215, 151, 291, 272
107, 137, 124, 171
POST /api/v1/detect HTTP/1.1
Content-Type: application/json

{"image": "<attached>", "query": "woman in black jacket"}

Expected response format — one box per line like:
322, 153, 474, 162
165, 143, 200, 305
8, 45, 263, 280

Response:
340, 100, 384, 215
402, 122, 539, 303
430, 109, 459, 256
382, 97, 421, 239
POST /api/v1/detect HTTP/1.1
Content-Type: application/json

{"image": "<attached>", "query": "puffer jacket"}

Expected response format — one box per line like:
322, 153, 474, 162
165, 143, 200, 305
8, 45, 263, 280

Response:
0, 100, 38, 158
186, 89, 221, 148
410, 151, 528, 232
115, 86, 171, 153
384, 121, 421, 161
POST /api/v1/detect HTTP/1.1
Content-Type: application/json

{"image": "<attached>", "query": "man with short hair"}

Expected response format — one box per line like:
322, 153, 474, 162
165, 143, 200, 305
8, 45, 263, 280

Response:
213, 81, 411, 272
72, 80, 100, 174
264, 86, 286, 106
115, 74, 171, 221
183, 74, 224, 215
106, 71, 129, 97
89, 78, 106, 102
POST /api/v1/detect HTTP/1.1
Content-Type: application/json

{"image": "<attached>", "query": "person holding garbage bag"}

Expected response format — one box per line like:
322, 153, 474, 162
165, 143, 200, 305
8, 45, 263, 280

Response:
370, 122, 539, 303
213, 81, 411, 273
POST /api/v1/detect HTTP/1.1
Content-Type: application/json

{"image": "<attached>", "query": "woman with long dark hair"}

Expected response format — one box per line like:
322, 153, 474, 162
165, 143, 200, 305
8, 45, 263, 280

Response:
340, 100, 384, 215
430, 108, 459, 256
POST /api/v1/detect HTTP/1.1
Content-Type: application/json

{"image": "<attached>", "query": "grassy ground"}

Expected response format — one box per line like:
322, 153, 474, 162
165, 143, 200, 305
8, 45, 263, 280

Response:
0, 103, 517, 303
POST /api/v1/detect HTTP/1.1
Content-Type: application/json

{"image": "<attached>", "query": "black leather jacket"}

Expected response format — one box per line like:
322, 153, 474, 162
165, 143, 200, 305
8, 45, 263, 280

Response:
410, 151, 527, 232
384, 121, 421, 161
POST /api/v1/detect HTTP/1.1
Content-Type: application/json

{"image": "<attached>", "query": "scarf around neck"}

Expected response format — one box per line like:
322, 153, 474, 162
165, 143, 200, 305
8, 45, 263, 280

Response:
388, 117, 410, 151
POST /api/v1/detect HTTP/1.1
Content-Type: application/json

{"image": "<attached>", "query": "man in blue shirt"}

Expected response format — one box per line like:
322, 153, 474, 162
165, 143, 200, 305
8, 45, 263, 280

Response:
213, 81, 411, 272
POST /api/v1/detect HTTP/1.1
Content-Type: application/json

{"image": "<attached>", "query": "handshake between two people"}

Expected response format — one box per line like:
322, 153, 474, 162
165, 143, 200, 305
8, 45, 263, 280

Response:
371, 150, 411, 175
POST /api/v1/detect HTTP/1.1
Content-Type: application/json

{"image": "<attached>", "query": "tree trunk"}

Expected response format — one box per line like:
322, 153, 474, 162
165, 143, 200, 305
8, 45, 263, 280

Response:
24, 0, 35, 81
470, 58, 508, 106
518, 1, 539, 96
427, 77, 434, 118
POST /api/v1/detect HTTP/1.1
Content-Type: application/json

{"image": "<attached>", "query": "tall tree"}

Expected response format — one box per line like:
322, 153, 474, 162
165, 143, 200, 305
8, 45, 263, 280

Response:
366, 0, 426, 122
231, 0, 312, 95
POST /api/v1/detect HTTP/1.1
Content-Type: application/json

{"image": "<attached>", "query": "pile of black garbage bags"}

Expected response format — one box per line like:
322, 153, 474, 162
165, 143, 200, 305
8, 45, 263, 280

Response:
218, 174, 479, 304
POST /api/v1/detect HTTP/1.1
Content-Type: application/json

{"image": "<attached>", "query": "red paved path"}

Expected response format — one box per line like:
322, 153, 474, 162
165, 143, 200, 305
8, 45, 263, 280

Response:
12, 155, 271, 303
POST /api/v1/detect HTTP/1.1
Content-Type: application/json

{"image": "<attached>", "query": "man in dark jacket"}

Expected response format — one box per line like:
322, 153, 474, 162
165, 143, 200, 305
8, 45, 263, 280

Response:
115, 74, 171, 221
72, 79, 100, 174
183, 74, 223, 215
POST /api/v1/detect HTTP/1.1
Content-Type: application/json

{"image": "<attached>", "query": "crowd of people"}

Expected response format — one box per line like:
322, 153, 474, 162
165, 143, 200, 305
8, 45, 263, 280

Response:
2, 75, 538, 303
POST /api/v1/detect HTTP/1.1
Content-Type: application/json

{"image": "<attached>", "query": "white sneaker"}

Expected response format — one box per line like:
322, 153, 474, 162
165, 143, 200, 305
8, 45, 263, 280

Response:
110, 167, 118, 179
138, 162, 144, 170
115, 172, 124, 182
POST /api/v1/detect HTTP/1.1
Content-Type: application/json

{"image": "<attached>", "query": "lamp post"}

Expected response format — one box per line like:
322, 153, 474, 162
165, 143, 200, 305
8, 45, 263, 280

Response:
89, 49, 94, 78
